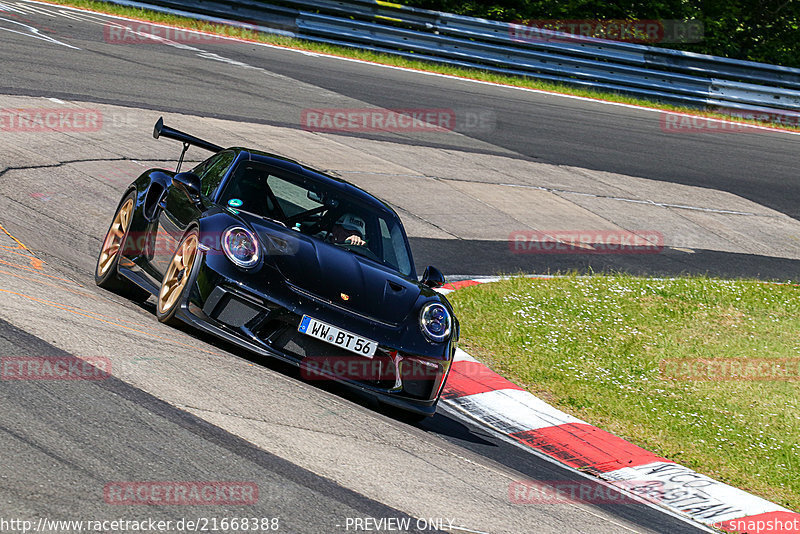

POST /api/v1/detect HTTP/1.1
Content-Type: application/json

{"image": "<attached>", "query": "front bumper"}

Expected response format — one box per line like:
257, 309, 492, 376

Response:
176, 254, 454, 415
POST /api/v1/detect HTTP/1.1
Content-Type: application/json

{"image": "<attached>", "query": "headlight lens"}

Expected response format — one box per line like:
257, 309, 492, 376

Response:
419, 303, 452, 342
222, 227, 260, 268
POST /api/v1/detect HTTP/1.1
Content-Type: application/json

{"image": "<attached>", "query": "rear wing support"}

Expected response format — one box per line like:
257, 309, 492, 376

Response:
153, 117, 224, 172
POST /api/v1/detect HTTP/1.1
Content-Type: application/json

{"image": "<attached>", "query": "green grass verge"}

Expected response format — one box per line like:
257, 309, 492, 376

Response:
44, 0, 800, 132
447, 274, 800, 510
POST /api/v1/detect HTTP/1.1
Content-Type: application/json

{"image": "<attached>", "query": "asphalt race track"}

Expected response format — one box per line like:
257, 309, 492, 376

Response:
0, 1, 795, 532
0, 100, 708, 533
2, 0, 800, 278
0, 318, 435, 533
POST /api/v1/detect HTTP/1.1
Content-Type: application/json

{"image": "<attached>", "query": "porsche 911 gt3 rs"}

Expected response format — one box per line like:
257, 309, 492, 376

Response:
95, 118, 458, 417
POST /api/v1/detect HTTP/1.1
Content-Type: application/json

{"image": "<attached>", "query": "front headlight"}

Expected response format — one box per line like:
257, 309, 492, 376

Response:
222, 226, 260, 268
419, 302, 452, 342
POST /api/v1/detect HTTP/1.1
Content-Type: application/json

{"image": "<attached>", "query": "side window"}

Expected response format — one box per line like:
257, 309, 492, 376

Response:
379, 218, 396, 266
379, 217, 412, 276
190, 155, 214, 177
199, 151, 235, 198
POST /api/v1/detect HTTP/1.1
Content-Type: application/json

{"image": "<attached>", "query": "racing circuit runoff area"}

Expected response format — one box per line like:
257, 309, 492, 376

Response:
1, 1, 799, 533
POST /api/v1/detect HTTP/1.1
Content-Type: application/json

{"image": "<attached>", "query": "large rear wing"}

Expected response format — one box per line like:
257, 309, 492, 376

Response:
153, 117, 224, 172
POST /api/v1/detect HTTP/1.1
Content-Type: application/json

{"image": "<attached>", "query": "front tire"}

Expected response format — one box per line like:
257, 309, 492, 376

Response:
157, 229, 199, 326
95, 192, 150, 303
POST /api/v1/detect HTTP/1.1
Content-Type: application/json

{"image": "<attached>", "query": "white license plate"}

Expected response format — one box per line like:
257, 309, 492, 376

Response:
298, 315, 378, 358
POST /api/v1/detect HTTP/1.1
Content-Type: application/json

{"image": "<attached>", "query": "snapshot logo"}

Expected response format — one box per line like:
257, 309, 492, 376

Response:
660, 358, 800, 381
103, 22, 226, 44
714, 516, 800, 534
509, 19, 703, 44
103, 481, 258, 505
509, 230, 664, 254
1, 356, 111, 380
509, 480, 664, 505
0, 108, 102, 132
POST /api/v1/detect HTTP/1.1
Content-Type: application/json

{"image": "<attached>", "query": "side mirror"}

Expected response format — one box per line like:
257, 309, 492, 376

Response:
421, 265, 446, 289
172, 172, 201, 201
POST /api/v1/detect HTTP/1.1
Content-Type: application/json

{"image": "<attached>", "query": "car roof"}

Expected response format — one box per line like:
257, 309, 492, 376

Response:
228, 148, 397, 217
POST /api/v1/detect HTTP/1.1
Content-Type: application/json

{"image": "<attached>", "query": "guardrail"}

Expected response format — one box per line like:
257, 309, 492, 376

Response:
107, 0, 800, 115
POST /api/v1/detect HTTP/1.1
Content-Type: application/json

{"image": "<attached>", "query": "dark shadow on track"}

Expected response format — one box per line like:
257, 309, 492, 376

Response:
410, 237, 800, 280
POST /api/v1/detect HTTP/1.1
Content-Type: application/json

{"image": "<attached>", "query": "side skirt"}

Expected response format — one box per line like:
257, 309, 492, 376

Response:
118, 265, 159, 296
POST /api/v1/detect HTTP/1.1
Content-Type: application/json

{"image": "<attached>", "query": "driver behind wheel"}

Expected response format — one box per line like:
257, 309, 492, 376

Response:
329, 213, 366, 246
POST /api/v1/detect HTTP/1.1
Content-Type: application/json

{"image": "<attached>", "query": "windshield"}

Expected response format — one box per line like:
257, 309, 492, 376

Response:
218, 161, 414, 277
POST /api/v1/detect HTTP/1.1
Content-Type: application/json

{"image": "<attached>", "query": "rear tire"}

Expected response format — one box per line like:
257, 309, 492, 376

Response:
156, 229, 200, 327
95, 192, 151, 303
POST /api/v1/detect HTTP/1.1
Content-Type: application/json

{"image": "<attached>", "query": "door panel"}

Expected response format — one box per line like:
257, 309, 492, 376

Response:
153, 187, 200, 280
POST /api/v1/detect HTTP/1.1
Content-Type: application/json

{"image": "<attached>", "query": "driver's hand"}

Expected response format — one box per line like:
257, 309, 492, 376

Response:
345, 235, 365, 246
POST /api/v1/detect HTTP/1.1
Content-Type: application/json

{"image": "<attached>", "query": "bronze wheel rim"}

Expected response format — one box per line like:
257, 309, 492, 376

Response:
158, 233, 198, 315
97, 198, 134, 277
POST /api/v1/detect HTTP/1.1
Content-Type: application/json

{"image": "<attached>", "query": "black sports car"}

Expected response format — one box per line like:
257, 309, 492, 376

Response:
95, 118, 458, 417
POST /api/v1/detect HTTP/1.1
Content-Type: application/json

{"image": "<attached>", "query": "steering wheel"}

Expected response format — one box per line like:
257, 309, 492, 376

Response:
287, 205, 327, 225
336, 242, 380, 262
